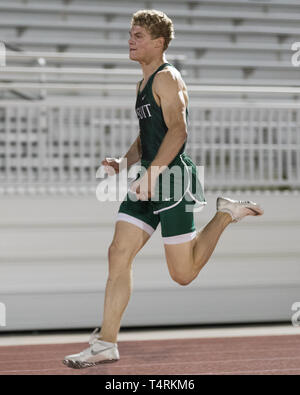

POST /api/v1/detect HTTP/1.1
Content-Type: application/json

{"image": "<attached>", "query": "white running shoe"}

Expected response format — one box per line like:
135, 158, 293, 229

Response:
63, 328, 120, 369
216, 196, 264, 223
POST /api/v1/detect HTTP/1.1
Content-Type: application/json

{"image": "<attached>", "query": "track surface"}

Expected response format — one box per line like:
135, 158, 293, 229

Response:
0, 335, 300, 375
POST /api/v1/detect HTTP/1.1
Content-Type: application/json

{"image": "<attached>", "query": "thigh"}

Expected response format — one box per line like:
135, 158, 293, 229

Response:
159, 191, 196, 241
160, 193, 197, 278
113, 190, 160, 257
108, 220, 152, 278
164, 238, 196, 281
110, 219, 151, 259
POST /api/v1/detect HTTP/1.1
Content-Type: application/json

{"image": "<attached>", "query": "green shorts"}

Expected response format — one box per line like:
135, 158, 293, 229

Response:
117, 153, 207, 244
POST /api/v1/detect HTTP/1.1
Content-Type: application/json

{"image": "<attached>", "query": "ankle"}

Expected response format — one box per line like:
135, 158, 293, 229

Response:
98, 334, 117, 344
216, 211, 233, 224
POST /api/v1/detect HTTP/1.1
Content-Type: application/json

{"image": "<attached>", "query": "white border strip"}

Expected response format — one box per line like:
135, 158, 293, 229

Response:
0, 325, 298, 346
116, 213, 155, 236
163, 230, 197, 245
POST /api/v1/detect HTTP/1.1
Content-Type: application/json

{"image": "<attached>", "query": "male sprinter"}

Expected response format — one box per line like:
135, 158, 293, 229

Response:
63, 10, 263, 369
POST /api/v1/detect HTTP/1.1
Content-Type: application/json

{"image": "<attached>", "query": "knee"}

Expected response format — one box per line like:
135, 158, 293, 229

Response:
171, 272, 192, 286
108, 242, 136, 265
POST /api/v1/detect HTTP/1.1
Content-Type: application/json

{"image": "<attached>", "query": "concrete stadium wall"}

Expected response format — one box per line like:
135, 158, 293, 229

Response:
0, 191, 299, 331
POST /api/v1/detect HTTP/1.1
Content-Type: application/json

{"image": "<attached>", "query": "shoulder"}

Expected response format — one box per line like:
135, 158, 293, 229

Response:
153, 66, 186, 94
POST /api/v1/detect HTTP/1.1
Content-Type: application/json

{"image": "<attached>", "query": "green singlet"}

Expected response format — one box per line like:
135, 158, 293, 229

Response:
117, 62, 207, 244
135, 62, 186, 162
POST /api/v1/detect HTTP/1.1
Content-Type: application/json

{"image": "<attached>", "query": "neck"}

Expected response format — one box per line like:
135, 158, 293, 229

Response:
140, 54, 167, 81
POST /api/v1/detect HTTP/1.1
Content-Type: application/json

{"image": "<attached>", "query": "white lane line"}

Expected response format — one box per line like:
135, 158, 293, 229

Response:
0, 325, 299, 346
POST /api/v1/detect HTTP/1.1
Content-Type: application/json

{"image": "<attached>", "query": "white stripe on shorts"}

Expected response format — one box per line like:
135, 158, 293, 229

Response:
163, 230, 197, 245
116, 213, 155, 236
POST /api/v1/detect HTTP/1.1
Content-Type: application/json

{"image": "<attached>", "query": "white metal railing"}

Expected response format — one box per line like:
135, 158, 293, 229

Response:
2, 83, 300, 94
0, 101, 299, 194
188, 102, 300, 189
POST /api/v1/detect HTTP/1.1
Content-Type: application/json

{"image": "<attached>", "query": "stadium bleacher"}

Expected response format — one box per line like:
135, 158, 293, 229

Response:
0, 0, 299, 193
1, 0, 300, 100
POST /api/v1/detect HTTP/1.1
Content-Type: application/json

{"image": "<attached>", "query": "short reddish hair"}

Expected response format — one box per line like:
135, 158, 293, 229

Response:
131, 9, 175, 51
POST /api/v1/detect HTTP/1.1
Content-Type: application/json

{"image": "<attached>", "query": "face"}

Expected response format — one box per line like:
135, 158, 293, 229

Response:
128, 25, 163, 62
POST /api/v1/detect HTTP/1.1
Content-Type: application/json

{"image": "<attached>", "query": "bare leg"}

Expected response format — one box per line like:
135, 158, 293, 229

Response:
164, 212, 232, 286
98, 252, 134, 343
190, 211, 232, 280
98, 221, 151, 343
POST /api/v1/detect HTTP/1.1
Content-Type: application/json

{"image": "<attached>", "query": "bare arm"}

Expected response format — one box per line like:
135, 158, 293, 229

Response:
148, 70, 188, 176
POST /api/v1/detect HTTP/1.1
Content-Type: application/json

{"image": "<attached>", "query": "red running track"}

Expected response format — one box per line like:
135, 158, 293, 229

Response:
0, 335, 300, 375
